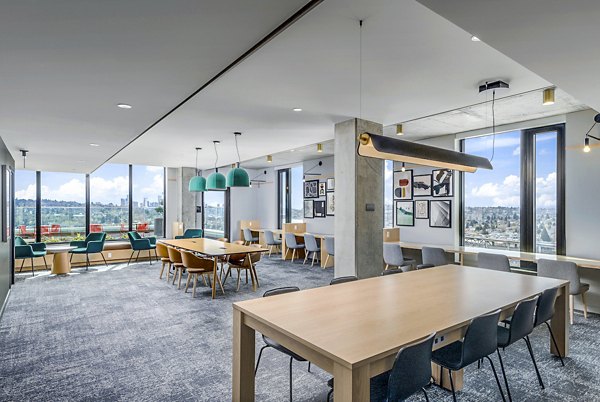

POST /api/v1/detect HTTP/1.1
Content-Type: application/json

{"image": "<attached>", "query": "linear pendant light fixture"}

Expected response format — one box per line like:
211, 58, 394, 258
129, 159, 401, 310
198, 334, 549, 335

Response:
206, 141, 227, 190
189, 147, 206, 192
227, 132, 250, 187
357, 133, 493, 173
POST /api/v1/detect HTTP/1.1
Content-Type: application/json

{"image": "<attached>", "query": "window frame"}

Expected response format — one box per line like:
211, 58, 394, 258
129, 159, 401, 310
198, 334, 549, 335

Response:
200, 189, 231, 240
277, 168, 291, 229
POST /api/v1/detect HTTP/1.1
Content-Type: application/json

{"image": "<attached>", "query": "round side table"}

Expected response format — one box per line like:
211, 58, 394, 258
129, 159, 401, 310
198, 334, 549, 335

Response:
46, 246, 77, 275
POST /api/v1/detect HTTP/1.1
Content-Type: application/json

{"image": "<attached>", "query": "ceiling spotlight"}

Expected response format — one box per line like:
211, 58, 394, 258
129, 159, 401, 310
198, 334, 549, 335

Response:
584, 137, 591, 153
317, 143, 323, 153
293, 108, 302, 112
117, 103, 132, 109
543, 87, 555, 105
471, 35, 481, 42
401, 162, 406, 172
89, 143, 100, 147
396, 124, 403, 136
267, 155, 273, 163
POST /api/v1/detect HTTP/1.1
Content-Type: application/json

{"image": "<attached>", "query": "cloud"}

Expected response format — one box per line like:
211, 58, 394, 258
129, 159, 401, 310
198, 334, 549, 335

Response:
146, 166, 163, 173
471, 182, 500, 197
469, 174, 521, 207
536, 172, 556, 208
512, 146, 520, 156
466, 135, 521, 153
90, 175, 129, 204
15, 184, 36, 200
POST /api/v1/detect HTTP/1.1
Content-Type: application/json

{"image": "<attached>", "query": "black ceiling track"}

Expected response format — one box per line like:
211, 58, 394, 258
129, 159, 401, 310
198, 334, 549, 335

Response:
94, 0, 324, 173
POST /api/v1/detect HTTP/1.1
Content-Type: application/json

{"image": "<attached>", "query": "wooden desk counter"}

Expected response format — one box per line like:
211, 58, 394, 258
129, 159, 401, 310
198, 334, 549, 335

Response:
233, 266, 568, 401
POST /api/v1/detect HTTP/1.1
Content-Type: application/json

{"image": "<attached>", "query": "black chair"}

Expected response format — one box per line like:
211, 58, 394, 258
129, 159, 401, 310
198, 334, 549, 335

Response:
534, 287, 565, 366
381, 268, 403, 276
495, 296, 540, 402
327, 333, 436, 402
255, 287, 310, 402
330, 276, 358, 285
432, 309, 506, 402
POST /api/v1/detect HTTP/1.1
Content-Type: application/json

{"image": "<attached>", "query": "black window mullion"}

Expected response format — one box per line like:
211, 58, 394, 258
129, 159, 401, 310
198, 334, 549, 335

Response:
556, 125, 566, 255
35, 171, 41, 243
520, 131, 535, 253
128, 165, 133, 232
85, 174, 90, 236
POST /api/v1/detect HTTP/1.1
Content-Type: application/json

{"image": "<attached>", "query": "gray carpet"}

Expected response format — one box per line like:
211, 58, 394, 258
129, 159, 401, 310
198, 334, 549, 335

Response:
1, 258, 599, 402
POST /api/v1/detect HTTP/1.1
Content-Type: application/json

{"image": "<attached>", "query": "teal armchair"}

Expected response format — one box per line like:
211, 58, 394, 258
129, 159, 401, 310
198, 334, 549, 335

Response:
174, 229, 203, 239
70, 232, 107, 270
127, 231, 157, 265
15, 236, 47, 276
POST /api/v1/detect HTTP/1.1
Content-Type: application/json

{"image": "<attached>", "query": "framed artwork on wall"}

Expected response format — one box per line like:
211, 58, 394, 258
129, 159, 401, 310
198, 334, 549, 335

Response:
415, 200, 429, 219
432, 169, 453, 197
413, 174, 432, 197
314, 200, 326, 218
304, 199, 314, 218
430, 200, 452, 228
318, 182, 327, 196
393, 170, 413, 200
326, 192, 335, 216
395, 201, 414, 227
327, 178, 335, 191
304, 179, 319, 198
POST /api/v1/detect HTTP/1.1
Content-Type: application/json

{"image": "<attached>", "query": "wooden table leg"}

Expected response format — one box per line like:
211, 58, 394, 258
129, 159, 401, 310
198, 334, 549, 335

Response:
551, 283, 570, 357
211, 257, 218, 299
233, 308, 255, 402
51, 252, 71, 275
333, 362, 370, 401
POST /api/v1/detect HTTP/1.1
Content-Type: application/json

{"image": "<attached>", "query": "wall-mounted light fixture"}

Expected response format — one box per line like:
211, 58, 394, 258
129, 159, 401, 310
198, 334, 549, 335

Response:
396, 124, 403, 136
543, 87, 555, 105
317, 143, 323, 153
267, 155, 273, 163
583, 113, 600, 153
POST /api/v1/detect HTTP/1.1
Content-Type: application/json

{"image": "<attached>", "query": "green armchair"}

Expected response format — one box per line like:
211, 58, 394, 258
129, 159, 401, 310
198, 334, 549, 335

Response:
70, 232, 107, 270
127, 231, 157, 265
174, 229, 203, 239
15, 236, 47, 277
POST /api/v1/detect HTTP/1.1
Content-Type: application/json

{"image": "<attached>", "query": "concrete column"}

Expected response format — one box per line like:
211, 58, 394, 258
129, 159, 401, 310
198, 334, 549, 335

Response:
334, 118, 384, 279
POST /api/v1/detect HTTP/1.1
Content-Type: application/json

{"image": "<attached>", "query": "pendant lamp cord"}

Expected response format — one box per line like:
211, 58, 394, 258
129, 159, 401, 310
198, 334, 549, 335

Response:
213, 142, 219, 172
235, 134, 241, 166
490, 89, 496, 162
195, 148, 199, 175
359, 19, 363, 120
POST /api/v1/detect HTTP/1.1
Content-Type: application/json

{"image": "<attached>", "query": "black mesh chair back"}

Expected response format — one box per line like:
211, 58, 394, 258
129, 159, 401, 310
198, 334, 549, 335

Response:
503, 296, 538, 346
386, 332, 436, 401
534, 287, 558, 327
462, 309, 502, 366
263, 286, 300, 298
381, 268, 403, 276
330, 276, 358, 285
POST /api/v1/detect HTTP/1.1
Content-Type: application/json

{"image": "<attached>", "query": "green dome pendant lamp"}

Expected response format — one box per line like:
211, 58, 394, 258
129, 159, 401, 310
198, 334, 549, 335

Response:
188, 147, 206, 192
226, 132, 250, 187
206, 140, 227, 191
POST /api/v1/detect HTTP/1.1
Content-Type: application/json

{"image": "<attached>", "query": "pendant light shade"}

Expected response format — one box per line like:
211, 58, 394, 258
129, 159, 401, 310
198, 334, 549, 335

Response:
543, 87, 555, 105
227, 132, 250, 187
207, 141, 227, 190
189, 147, 206, 192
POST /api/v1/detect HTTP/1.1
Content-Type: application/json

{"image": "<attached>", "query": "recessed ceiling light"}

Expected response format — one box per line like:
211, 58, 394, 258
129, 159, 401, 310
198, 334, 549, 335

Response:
89, 143, 100, 147
117, 103, 132, 109
293, 108, 302, 112
290, 149, 295, 152
471, 35, 481, 42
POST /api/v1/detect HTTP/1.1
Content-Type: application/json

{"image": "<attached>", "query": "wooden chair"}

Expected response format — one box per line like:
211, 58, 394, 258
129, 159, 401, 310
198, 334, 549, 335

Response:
225, 244, 263, 292
156, 243, 170, 280
167, 247, 185, 289
180, 250, 224, 298
216, 237, 229, 278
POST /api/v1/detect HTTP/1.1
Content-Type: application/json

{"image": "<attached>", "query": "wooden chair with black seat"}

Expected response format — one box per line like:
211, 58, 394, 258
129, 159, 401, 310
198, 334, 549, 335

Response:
156, 243, 171, 280
166, 247, 185, 289
180, 250, 223, 298
224, 244, 263, 292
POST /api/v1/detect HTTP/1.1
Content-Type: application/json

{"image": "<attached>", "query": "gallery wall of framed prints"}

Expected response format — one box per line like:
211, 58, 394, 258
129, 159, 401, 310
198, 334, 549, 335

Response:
393, 168, 452, 229
303, 178, 334, 219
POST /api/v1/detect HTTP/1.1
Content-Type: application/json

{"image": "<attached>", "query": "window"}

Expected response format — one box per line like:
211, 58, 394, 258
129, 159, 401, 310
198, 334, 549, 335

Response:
277, 169, 289, 228
384, 160, 394, 228
15, 170, 36, 242
277, 165, 303, 228
41, 172, 86, 243
203, 190, 228, 239
132, 165, 165, 237
90, 164, 129, 240
462, 124, 565, 254
291, 166, 303, 223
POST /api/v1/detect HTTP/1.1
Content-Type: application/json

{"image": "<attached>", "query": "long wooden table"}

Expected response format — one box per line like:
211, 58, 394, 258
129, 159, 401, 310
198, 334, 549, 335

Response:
233, 266, 568, 401
160, 239, 268, 299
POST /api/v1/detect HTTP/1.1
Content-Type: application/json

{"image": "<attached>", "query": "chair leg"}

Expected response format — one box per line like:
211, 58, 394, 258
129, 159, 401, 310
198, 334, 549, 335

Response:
303, 251, 308, 265
127, 251, 134, 266
496, 349, 512, 402
254, 345, 268, 376
236, 269, 241, 292
159, 261, 165, 279
252, 266, 260, 289
216, 271, 225, 295
222, 267, 231, 285
192, 274, 198, 298
324, 255, 330, 268
289, 356, 293, 402
42, 256, 48, 270
485, 355, 507, 402
70, 253, 74, 262
19, 258, 25, 272
31, 258, 35, 277
448, 368, 457, 402
148, 250, 152, 265
569, 295, 574, 325
184, 273, 192, 293
308, 361, 311, 372
101, 252, 108, 266
177, 268, 183, 289
581, 292, 588, 319
291, 249, 296, 262
421, 387, 430, 402
544, 322, 565, 366
86, 255, 90, 271
311, 252, 316, 267
525, 336, 545, 389
268, 245, 272, 257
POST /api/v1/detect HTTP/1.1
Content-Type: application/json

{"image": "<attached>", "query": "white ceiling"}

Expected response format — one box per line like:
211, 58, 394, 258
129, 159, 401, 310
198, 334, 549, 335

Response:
417, 0, 600, 113
0, 0, 309, 172
242, 141, 334, 169
111, 0, 555, 170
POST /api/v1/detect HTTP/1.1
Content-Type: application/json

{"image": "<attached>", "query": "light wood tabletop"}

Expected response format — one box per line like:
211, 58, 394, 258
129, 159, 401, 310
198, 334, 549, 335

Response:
160, 239, 268, 298
233, 265, 569, 401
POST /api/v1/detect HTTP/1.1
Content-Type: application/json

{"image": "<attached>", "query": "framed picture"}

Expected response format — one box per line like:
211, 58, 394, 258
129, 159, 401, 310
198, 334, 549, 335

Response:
304, 199, 314, 218
318, 182, 327, 196
413, 174, 432, 197
415, 200, 429, 219
327, 178, 335, 191
393, 170, 413, 200
304, 179, 319, 198
430, 200, 452, 228
326, 192, 335, 216
395, 201, 414, 227
432, 169, 453, 197
314, 200, 326, 218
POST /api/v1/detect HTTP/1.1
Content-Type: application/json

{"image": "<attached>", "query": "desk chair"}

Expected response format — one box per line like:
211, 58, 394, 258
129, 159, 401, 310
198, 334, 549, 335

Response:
330, 276, 358, 285
126, 231, 157, 266
243, 228, 259, 245
264, 230, 281, 257
383, 243, 415, 271
181, 250, 222, 298
70, 232, 107, 270
324, 236, 334, 268
15, 236, 47, 276
495, 296, 541, 401
225, 244, 262, 291
174, 228, 203, 239
284, 233, 304, 263
328, 333, 436, 402
166, 247, 184, 289
477, 253, 511, 272
303, 234, 320, 267
156, 243, 171, 280
432, 309, 506, 402
417, 246, 448, 269
537, 259, 589, 324
255, 287, 311, 402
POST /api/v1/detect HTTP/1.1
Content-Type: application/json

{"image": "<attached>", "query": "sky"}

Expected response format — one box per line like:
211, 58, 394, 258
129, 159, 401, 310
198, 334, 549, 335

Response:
15, 164, 164, 204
